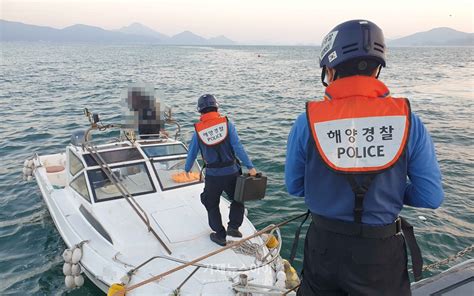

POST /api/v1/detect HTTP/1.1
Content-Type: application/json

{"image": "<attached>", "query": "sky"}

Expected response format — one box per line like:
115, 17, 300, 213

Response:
1, 0, 473, 44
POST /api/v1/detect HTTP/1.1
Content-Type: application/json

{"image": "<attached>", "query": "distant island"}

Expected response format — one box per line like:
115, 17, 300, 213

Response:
389, 27, 473, 46
1, 19, 472, 46
0, 20, 236, 45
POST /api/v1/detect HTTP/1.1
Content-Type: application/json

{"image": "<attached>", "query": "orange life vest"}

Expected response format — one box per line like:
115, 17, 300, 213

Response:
194, 112, 229, 146
307, 76, 410, 174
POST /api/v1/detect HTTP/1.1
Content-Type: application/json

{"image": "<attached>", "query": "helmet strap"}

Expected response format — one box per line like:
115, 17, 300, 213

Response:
375, 66, 382, 79
321, 66, 328, 87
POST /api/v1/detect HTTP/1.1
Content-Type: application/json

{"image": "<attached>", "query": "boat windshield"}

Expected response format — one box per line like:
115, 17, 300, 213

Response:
83, 148, 143, 166
141, 144, 187, 158
152, 157, 202, 190
88, 162, 155, 202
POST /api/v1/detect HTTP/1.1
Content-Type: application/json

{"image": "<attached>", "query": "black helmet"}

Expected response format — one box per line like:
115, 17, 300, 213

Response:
197, 94, 219, 112
319, 20, 386, 69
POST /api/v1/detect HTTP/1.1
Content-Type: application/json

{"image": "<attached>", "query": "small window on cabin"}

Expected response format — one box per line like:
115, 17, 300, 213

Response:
83, 148, 143, 166
152, 157, 202, 190
69, 150, 84, 176
70, 172, 91, 202
142, 144, 188, 158
88, 163, 155, 202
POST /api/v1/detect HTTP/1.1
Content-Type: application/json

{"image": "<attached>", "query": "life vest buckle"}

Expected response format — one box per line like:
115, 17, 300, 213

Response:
395, 217, 402, 234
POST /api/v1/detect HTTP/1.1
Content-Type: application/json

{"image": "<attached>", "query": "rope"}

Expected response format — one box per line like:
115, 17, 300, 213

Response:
232, 240, 265, 261
283, 284, 300, 295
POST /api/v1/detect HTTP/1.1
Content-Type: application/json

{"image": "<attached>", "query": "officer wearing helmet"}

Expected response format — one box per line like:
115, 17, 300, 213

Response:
185, 94, 257, 246
285, 20, 443, 295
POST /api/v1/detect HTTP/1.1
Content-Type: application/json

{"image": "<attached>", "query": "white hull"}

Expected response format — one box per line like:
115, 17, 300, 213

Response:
32, 141, 278, 295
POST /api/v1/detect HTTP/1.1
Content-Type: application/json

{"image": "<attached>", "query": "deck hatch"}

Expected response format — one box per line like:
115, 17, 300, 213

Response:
151, 206, 208, 243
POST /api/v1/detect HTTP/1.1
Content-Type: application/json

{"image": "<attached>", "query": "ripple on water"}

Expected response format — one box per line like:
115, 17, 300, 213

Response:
0, 44, 473, 294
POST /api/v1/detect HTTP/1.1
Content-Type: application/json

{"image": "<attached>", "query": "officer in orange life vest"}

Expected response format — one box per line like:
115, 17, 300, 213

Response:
185, 94, 257, 246
285, 20, 444, 295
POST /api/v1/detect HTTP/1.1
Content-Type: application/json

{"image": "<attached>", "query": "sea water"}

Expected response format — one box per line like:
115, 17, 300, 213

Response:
0, 43, 472, 295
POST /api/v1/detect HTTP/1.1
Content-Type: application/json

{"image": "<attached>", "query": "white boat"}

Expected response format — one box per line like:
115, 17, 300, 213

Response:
24, 109, 297, 295
411, 259, 473, 295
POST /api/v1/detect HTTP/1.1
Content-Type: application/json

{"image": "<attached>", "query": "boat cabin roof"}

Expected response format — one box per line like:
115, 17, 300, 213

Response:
66, 138, 202, 204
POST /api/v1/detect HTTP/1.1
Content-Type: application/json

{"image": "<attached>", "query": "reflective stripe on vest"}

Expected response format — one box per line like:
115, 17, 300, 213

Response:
194, 113, 229, 146
307, 96, 410, 173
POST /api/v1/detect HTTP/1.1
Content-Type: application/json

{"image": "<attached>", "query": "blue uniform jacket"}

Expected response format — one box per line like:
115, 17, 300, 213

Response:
185, 121, 254, 176
286, 105, 444, 225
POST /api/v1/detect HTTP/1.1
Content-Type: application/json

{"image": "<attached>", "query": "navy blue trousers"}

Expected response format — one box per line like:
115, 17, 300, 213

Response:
201, 173, 244, 239
297, 222, 411, 296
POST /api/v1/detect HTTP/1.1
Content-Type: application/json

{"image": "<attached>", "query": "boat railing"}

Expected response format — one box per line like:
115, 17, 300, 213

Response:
77, 108, 187, 255
83, 143, 172, 255
114, 227, 283, 275
119, 213, 309, 295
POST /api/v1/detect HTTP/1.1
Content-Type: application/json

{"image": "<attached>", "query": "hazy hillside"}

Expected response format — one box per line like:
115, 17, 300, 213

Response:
117, 22, 169, 41
58, 24, 159, 43
207, 35, 236, 45
1, 20, 237, 45
0, 20, 159, 43
0, 20, 58, 41
3, 19, 471, 46
390, 27, 474, 46
167, 31, 207, 45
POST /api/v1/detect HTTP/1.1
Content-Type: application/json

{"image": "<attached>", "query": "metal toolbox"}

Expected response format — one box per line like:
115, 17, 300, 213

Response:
234, 173, 267, 203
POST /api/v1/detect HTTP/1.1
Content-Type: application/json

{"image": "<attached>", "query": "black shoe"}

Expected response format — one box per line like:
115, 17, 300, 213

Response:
227, 228, 243, 238
210, 233, 226, 246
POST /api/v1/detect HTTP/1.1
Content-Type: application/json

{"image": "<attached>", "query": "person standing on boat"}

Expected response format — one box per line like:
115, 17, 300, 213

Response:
125, 86, 164, 138
285, 20, 444, 295
185, 94, 257, 246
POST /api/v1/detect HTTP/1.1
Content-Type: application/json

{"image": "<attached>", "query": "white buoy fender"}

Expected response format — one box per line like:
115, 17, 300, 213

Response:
71, 264, 81, 276
275, 279, 286, 289
63, 263, 72, 276
27, 176, 33, 181
28, 159, 34, 168
24, 160, 29, 167
65, 275, 75, 289
74, 275, 84, 287
62, 249, 73, 263
71, 248, 82, 264
276, 270, 286, 281
275, 260, 284, 272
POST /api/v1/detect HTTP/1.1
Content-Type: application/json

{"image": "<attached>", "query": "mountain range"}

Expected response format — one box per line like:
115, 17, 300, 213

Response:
0, 20, 236, 45
1, 19, 472, 46
388, 27, 473, 46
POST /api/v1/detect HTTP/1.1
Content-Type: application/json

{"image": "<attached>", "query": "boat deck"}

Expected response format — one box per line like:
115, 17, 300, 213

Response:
411, 259, 473, 295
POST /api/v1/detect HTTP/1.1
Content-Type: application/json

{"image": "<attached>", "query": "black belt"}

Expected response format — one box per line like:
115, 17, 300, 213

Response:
311, 214, 401, 239
311, 213, 423, 281
205, 160, 236, 169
